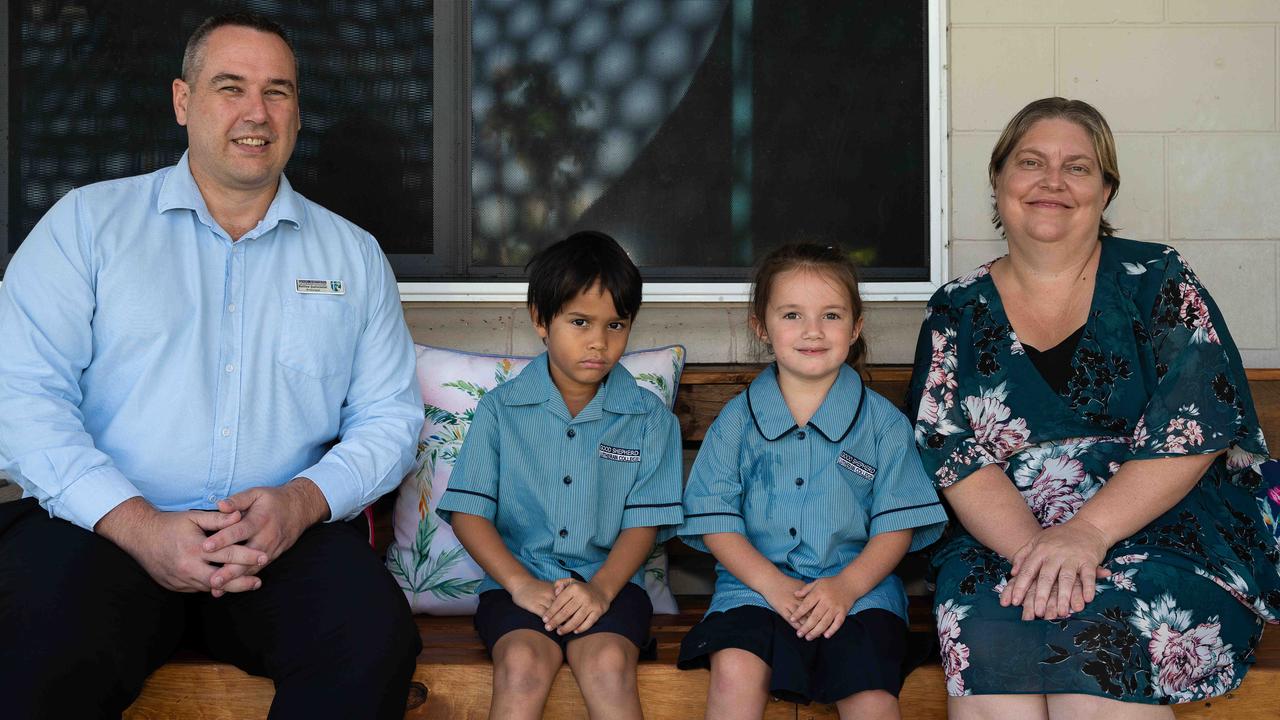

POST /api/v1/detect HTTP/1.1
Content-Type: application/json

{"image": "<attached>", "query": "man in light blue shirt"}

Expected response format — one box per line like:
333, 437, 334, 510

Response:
0, 12, 422, 719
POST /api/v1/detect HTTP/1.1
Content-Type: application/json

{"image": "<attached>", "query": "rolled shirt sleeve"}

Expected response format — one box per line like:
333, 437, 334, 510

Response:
679, 410, 748, 552
300, 246, 423, 522
0, 190, 144, 531
436, 394, 502, 523
620, 407, 685, 540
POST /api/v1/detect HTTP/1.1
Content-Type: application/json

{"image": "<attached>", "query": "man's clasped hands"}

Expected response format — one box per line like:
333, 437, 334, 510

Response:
96, 478, 330, 597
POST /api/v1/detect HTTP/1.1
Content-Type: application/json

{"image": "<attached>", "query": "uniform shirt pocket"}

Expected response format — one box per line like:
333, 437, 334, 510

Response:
278, 296, 357, 379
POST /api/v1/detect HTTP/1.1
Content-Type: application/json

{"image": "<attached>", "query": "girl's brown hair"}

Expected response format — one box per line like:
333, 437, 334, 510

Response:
749, 243, 868, 374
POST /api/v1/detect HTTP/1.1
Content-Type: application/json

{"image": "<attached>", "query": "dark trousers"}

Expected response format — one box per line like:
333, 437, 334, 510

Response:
0, 498, 420, 720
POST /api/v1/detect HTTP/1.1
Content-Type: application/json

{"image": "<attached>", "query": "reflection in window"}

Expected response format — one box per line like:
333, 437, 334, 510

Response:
7, 0, 434, 259
470, 0, 930, 281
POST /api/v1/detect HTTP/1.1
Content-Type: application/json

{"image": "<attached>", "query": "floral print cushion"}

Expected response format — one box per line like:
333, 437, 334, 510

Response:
387, 344, 686, 615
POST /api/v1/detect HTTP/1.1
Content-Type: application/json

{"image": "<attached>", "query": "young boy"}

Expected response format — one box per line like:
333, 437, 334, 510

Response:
436, 231, 684, 720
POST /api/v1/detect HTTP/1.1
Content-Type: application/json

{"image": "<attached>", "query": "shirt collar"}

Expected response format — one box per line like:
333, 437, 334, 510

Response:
747, 363, 865, 442
501, 353, 648, 416
156, 151, 304, 234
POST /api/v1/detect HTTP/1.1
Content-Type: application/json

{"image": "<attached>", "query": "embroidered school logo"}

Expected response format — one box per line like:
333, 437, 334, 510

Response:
838, 451, 876, 481
599, 444, 641, 463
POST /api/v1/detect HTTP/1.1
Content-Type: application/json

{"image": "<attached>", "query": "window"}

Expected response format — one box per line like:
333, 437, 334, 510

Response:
3, 0, 946, 301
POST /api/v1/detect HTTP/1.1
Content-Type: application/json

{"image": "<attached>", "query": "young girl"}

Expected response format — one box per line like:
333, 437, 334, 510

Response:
677, 243, 946, 719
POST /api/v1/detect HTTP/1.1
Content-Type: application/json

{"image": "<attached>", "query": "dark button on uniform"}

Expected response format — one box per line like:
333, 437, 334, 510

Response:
796, 430, 807, 440
563, 475, 573, 485
557, 559, 567, 566
794, 477, 804, 487
789, 527, 797, 537
566, 428, 576, 438
559, 528, 569, 538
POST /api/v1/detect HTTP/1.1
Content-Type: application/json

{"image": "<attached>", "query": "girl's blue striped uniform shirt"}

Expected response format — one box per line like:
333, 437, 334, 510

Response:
437, 353, 684, 594
679, 364, 947, 621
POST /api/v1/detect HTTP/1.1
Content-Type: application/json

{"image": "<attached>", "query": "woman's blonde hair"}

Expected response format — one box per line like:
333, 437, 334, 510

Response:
989, 97, 1121, 237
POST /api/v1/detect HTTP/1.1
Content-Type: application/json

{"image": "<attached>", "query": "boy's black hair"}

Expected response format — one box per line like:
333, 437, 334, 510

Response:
526, 231, 642, 329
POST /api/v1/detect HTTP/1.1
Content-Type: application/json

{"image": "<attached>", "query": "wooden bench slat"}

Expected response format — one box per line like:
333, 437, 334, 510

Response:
129, 633, 1280, 719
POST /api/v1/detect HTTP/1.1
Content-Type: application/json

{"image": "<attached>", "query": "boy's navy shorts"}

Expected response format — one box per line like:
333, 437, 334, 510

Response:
474, 578, 654, 656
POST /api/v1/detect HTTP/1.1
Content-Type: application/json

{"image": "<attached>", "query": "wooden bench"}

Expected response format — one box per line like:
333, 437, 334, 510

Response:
123, 599, 1280, 719
123, 365, 1280, 719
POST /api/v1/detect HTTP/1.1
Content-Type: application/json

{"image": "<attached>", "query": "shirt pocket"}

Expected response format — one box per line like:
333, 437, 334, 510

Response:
836, 466, 875, 519
278, 296, 357, 379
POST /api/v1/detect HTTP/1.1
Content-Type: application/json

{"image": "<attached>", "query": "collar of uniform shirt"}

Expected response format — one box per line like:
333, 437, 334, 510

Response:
746, 363, 865, 442
498, 352, 650, 416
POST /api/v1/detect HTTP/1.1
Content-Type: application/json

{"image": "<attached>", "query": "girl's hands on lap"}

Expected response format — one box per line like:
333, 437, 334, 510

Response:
791, 576, 859, 641
1001, 518, 1112, 621
762, 574, 807, 630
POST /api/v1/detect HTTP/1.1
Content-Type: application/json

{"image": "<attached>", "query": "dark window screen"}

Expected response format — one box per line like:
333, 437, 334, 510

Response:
6, 0, 434, 269
470, 0, 930, 281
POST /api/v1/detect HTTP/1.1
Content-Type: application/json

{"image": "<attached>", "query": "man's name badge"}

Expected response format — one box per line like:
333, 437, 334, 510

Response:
295, 279, 345, 295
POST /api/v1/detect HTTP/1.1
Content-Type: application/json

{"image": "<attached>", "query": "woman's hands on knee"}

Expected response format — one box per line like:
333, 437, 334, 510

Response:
1000, 519, 1112, 621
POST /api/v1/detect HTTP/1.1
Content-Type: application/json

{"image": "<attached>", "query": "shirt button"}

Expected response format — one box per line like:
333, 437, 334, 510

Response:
221, 427, 231, 437
563, 475, 572, 485
208, 494, 217, 502
557, 559, 567, 566
559, 528, 569, 538
224, 363, 235, 373
566, 428, 576, 438
789, 527, 797, 537
227, 303, 237, 313
797, 430, 807, 440
795, 477, 804, 487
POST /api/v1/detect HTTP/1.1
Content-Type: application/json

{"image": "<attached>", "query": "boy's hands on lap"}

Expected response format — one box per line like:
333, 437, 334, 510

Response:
510, 575, 558, 617
544, 578, 611, 635
791, 575, 860, 640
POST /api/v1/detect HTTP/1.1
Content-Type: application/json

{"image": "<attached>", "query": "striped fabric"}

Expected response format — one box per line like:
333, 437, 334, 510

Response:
437, 353, 683, 594
680, 364, 946, 621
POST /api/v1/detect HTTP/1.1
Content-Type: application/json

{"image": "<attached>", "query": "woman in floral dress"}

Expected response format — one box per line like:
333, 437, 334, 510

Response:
908, 97, 1280, 719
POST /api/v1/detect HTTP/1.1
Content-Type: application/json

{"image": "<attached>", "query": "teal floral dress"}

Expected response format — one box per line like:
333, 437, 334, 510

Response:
907, 238, 1280, 704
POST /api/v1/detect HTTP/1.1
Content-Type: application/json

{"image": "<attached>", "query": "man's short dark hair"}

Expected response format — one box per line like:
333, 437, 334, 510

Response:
182, 11, 293, 83
526, 231, 643, 329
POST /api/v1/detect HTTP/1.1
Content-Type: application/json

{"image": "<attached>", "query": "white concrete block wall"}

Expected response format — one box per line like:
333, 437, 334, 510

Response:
949, 0, 1280, 368
403, 1, 1280, 369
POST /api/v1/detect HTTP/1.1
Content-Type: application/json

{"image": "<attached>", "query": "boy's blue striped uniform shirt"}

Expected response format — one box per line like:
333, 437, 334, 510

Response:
679, 364, 947, 621
437, 353, 684, 594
